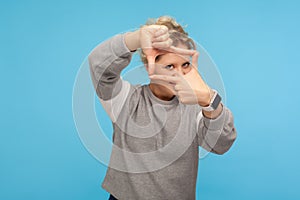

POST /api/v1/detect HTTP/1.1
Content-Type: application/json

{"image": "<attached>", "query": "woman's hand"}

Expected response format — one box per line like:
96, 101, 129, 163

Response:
125, 25, 175, 75
149, 48, 213, 106
139, 25, 173, 75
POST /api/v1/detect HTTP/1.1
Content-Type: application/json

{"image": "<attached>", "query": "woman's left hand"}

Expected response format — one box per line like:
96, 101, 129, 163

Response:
149, 47, 213, 106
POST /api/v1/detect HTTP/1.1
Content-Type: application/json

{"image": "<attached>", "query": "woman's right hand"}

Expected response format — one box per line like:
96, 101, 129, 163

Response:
139, 25, 173, 75
125, 25, 173, 75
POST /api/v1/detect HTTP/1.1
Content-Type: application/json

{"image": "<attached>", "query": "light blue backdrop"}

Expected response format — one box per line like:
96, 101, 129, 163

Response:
1, 0, 299, 199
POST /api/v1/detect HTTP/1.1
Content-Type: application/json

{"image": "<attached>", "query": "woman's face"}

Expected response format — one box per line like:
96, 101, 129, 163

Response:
149, 43, 192, 95
155, 52, 191, 75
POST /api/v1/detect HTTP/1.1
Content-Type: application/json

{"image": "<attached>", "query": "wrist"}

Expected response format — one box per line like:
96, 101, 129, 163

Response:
197, 88, 213, 107
202, 102, 223, 119
124, 30, 141, 51
200, 89, 222, 118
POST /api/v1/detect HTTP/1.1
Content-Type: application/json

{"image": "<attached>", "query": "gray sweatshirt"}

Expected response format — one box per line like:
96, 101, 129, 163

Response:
88, 33, 237, 200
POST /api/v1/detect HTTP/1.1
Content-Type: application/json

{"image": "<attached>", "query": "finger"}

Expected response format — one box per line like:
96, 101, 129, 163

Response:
152, 32, 169, 43
154, 26, 168, 37
149, 74, 180, 84
150, 79, 176, 88
152, 39, 173, 49
174, 84, 183, 91
191, 51, 199, 69
168, 46, 196, 56
180, 96, 199, 105
147, 55, 156, 75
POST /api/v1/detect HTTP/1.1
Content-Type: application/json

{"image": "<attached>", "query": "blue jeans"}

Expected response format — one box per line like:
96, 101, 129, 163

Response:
108, 194, 118, 200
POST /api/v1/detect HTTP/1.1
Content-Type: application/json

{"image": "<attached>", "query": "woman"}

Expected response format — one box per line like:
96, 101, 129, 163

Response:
88, 15, 237, 200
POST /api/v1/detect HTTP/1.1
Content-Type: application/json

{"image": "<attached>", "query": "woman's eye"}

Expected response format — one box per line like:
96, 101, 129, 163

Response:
183, 62, 190, 68
164, 65, 174, 70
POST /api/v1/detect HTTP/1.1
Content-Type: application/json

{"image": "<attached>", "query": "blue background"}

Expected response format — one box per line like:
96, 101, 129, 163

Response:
1, 0, 299, 199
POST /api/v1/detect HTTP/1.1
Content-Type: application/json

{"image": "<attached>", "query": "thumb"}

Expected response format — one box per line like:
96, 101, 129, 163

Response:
147, 55, 155, 75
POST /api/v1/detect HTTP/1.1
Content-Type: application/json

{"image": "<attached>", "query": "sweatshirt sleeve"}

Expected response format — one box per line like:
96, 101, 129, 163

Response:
196, 104, 237, 155
88, 33, 134, 100
88, 33, 135, 122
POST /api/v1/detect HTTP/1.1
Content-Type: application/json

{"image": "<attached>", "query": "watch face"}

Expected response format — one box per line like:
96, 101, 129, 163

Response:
211, 93, 222, 109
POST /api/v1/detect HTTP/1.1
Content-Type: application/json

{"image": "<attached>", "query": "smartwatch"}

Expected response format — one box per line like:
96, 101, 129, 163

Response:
202, 89, 222, 112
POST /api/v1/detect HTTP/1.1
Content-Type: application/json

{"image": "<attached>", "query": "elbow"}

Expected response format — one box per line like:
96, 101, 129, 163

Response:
88, 54, 96, 71
212, 128, 237, 155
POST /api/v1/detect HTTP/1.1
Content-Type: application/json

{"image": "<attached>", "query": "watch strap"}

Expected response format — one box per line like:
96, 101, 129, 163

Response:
202, 89, 222, 112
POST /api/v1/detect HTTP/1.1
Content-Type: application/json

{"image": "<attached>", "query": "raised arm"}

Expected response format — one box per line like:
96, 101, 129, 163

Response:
147, 44, 238, 155
88, 26, 170, 122
88, 32, 137, 122
196, 104, 237, 155
88, 33, 136, 101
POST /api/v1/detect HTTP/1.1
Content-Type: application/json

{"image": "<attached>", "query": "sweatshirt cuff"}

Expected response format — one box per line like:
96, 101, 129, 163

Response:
111, 33, 134, 57
202, 104, 227, 131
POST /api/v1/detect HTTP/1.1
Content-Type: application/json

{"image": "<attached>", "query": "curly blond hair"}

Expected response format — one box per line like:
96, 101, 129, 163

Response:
139, 16, 196, 64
